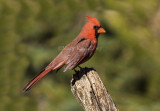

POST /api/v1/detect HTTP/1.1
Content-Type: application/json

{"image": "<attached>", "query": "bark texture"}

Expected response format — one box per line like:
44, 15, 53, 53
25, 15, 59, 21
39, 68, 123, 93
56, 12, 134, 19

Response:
71, 67, 119, 111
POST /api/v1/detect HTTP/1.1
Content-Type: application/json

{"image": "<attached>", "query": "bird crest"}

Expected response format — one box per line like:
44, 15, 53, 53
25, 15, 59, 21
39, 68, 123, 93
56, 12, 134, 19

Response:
86, 16, 100, 27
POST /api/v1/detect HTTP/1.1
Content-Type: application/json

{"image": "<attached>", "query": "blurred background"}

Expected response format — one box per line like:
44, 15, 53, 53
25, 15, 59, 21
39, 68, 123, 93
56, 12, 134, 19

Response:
0, 0, 160, 111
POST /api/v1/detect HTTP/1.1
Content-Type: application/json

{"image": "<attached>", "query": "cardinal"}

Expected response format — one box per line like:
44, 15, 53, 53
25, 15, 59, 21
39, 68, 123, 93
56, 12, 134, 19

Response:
24, 16, 106, 92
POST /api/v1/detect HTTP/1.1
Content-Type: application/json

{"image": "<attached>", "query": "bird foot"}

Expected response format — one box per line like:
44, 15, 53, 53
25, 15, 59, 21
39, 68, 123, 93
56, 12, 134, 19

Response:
74, 69, 79, 73
78, 66, 83, 70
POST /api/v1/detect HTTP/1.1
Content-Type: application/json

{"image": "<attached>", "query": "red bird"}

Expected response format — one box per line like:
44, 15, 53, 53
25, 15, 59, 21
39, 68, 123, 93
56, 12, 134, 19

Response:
24, 16, 106, 92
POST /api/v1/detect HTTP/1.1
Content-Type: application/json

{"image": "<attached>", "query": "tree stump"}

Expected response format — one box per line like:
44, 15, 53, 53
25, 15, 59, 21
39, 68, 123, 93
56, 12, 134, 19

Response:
71, 67, 119, 111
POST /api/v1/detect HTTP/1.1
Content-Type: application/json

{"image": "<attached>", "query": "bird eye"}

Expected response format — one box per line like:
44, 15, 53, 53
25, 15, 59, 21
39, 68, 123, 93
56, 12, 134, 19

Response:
93, 26, 99, 30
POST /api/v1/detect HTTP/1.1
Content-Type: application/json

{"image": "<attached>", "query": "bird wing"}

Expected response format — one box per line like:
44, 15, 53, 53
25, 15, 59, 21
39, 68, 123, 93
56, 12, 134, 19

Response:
63, 38, 92, 72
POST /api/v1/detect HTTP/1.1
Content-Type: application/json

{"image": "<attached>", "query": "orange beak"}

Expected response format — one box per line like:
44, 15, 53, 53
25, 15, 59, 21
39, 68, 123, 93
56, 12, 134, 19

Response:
98, 27, 106, 33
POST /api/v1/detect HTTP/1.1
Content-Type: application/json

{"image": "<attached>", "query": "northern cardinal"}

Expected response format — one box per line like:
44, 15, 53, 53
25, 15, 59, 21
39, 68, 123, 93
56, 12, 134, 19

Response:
24, 16, 106, 92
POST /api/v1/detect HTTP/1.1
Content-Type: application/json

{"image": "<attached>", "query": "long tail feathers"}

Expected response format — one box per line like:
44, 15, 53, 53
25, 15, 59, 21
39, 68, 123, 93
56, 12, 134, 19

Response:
23, 61, 65, 92
23, 68, 52, 92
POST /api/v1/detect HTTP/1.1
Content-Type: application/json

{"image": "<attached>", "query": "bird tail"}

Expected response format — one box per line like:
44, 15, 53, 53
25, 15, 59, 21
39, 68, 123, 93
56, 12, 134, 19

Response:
23, 68, 52, 92
23, 61, 65, 92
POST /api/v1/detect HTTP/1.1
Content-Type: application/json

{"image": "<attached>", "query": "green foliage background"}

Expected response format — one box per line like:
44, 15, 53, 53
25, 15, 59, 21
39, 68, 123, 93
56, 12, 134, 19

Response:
0, 0, 160, 111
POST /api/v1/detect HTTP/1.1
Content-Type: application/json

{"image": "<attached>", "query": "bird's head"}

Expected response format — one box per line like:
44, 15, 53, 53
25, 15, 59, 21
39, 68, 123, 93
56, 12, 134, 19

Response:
80, 16, 106, 39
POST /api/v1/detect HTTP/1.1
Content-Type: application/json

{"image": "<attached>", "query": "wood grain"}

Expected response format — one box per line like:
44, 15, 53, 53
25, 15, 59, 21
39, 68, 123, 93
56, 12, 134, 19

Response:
71, 67, 119, 111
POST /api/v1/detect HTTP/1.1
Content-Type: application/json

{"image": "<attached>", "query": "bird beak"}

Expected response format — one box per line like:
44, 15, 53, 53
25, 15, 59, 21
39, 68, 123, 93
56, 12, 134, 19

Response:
98, 27, 106, 33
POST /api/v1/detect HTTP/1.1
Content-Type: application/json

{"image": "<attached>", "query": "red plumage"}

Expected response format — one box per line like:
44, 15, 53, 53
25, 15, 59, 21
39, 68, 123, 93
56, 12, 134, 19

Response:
23, 16, 106, 92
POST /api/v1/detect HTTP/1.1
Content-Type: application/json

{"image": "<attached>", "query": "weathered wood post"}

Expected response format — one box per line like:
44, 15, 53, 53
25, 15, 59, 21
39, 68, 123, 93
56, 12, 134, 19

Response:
71, 67, 119, 111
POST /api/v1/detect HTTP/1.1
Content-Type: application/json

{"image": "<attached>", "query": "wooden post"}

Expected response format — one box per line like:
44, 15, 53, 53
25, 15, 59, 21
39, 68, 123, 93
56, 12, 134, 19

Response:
71, 67, 119, 111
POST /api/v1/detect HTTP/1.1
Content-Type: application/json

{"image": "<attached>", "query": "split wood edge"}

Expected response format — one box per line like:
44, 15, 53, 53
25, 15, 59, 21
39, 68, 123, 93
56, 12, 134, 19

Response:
71, 67, 119, 111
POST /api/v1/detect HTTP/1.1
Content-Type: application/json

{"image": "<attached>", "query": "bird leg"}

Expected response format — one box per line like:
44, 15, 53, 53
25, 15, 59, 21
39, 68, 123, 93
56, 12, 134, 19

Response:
78, 66, 83, 70
78, 66, 86, 74
73, 68, 81, 78
73, 69, 79, 73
